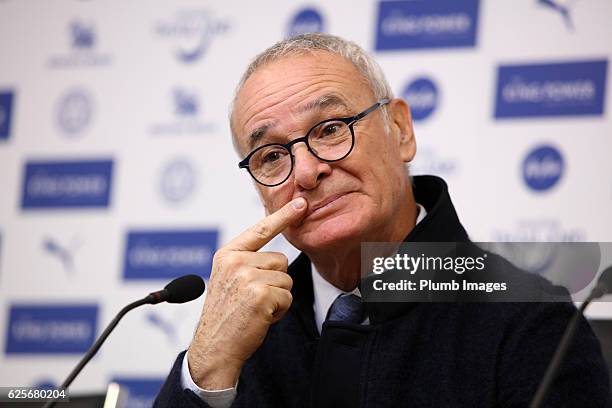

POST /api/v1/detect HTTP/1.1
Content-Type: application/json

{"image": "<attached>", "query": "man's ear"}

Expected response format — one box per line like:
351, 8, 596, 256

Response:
388, 98, 416, 163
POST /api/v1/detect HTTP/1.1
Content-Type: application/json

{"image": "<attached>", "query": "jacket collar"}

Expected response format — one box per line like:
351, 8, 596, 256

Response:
288, 175, 470, 334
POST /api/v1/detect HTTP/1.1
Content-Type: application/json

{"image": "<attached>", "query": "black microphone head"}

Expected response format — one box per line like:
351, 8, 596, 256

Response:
164, 274, 206, 304
597, 266, 612, 295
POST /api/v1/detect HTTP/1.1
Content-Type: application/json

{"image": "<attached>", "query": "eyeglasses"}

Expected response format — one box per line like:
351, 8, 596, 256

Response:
238, 99, 390, 187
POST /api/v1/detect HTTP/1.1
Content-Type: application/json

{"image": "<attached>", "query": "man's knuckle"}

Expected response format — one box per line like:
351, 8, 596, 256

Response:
280, 256, 289, 270
251, 223, 272, 240
283, 275, 294, 290
236, 266, 255, 282
267, 252, 288, 270
250, 285, 269, 305
274, 252, 289, 263
220, 256, 236, 271
214, 250, 235, 266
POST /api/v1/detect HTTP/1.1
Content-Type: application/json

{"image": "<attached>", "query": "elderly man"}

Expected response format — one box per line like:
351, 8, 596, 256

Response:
155, 34, 610, 407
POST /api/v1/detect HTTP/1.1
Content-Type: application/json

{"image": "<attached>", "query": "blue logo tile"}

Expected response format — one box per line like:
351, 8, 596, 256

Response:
123, 230, 218, 280
0, 91, 15, 140
5, 304, 98, 354
495, 59, 607, 118
21, 160, 113, 209
111, 377, 164, 408
375, 0, 480, 51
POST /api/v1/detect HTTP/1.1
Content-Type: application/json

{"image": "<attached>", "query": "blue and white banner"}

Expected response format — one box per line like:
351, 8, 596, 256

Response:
1, 0, 611, 395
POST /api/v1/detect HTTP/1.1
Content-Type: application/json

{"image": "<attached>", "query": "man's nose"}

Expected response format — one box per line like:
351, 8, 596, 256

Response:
292, 144, 331, 190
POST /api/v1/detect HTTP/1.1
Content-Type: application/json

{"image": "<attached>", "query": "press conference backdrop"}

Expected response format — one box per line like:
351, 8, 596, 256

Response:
1, 0, 611, 405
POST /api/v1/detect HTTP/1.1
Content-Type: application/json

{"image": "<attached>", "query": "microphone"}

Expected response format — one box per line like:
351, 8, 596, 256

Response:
43, 274, 205, 408
530, 265, 612, 408
146, 274, 207, 304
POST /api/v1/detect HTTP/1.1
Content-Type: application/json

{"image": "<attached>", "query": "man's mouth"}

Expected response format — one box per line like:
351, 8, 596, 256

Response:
304, 192, 354, 220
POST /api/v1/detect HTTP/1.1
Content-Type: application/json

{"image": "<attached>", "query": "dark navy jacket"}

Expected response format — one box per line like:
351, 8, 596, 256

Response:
155, 175, 611, 407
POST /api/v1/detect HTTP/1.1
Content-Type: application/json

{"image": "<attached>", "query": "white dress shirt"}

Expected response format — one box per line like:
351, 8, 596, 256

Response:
181, 203, 427, 407
311, 203, 426, 333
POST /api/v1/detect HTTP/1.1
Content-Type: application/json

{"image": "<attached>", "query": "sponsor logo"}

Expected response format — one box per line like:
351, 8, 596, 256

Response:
71, 20, 95, 49
123, 229, 218, 280
5, 304, 98, 354
375, 0, 480, 51
0, 91, 14, 140
174, 88, 198, 116
32, 380, 57, 391
288, 8, 325, 36
56, 88, 94, 137
159, 159, 196, 204
538, 0, 574, 30
21, 160, 113, 209
144, 311, 186, 345
148, 87, 216, 136
153, 10, 231, 64
522, 144, 564, 192
111, 378, 164, 408
495, 59, 607, 118
47, 20, 112, 68
401, 77, 438, 121
410, 146, 459, 177
43, 236, 82, 275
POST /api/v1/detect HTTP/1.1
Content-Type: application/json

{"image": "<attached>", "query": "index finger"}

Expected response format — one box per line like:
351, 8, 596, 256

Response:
225, 197, 308, 252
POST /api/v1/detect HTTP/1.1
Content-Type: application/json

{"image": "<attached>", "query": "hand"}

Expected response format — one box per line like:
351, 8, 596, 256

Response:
187, 197, 308, 390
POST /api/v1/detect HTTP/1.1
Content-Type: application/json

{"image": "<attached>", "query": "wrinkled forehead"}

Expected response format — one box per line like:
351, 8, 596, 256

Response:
230, 51, 373, 154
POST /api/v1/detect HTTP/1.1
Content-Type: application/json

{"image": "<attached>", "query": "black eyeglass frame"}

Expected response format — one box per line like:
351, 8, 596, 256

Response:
238, 98, 391, 187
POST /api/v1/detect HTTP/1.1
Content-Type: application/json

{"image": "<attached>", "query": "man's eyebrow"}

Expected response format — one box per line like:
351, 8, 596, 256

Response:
247, 118, 281, 151
246, 94, 349, 152
248, 123, 272, 151
296, 94, 350, 114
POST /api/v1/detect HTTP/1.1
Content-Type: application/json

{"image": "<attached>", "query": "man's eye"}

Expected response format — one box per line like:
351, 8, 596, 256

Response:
262, 150, 286, 164
322, 124, 340, 135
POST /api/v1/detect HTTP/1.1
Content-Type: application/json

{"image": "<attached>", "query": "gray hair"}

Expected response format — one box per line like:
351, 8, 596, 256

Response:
229, 33, 394, 155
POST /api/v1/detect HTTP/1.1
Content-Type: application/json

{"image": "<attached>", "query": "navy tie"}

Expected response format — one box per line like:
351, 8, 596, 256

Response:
326, 293, 366, 324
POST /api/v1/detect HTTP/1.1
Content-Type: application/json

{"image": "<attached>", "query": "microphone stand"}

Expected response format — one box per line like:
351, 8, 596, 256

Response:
529, 290, 600, 408
39, 274, 204, 408
42, 297, 152, 408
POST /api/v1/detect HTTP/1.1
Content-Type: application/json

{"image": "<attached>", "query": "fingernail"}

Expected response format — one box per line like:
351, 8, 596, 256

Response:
291, 197, 306, 209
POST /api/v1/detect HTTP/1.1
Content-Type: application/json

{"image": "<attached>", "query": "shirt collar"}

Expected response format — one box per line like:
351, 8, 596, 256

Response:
311, 203, 427, 334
